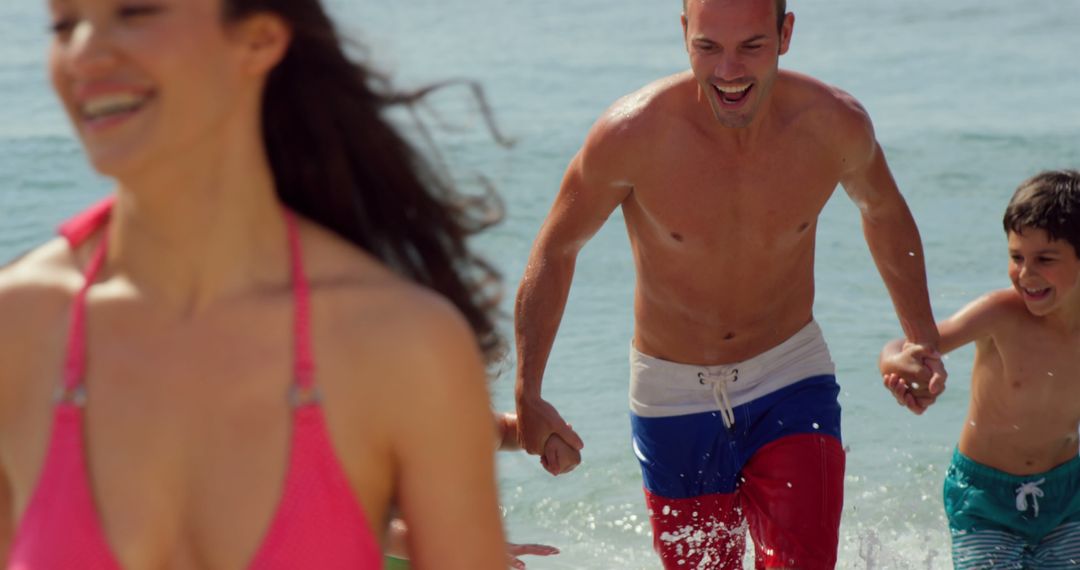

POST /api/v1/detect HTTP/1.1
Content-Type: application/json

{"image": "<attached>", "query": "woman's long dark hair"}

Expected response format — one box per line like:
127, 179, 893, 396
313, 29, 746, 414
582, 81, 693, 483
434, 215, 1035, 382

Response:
225, 0, 504, 363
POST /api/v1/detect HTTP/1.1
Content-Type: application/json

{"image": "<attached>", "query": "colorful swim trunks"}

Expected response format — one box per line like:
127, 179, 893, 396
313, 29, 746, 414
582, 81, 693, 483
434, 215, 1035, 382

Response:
630, 321, 845, 570
945, 449, 1080, 569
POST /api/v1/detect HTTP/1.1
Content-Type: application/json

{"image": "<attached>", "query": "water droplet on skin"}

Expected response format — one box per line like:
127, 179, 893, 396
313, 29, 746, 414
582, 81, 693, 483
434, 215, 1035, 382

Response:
911, 382, 920, 390
908, 251, 915, 256
1048, 371, 1055, 377
969, 421, 977, 427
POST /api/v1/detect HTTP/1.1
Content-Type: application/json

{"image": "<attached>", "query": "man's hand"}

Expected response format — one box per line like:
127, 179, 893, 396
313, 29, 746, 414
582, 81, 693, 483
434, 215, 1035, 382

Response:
506, 542, 559, 569
540, 433, 581, 475
516, 395, 584, 458
880, 342, 947, 415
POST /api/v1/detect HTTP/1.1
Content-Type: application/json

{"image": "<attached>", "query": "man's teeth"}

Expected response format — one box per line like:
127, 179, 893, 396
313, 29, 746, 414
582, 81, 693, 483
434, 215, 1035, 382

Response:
82, 94, 147, 119
715, 84, 751, 94
1024, 287, 1049, 295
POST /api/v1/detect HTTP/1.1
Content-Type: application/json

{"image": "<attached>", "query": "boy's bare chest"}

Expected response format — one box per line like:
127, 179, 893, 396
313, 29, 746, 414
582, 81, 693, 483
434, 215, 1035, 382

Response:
996, 333, 1080, 409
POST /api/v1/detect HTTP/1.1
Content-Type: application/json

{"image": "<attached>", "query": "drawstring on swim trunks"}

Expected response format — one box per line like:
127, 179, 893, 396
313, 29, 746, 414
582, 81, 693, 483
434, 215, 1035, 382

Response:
698, 368, 739, 428
1015, 478, 1045, 518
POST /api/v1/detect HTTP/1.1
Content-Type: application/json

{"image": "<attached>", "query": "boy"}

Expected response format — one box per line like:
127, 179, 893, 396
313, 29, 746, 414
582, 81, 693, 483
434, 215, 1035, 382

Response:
880, 170, 1080, 568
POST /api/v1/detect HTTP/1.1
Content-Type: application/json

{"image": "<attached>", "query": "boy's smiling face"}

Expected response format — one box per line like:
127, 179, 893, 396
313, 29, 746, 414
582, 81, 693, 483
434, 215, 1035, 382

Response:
1008, 228, 1080, 317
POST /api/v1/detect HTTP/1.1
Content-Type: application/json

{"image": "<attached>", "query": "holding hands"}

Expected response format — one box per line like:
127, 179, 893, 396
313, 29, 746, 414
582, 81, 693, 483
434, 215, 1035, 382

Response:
515, 396, 584, 475
879, 340, 948, 415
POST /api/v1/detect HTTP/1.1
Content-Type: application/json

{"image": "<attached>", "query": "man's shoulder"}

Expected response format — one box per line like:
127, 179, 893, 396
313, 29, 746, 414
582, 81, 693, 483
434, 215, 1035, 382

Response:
779, 71, 869, 117
592, 72, 695, 139
776, 71, 878, 172
778, 71, 874, 139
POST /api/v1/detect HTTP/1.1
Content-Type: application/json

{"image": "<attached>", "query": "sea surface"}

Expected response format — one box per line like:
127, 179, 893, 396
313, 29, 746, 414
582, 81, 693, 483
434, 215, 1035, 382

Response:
2, 1, 1079, 568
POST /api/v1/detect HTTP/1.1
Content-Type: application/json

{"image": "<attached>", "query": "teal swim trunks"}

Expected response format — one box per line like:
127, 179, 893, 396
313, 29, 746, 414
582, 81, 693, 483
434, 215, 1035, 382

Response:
944, 448, 1080, 569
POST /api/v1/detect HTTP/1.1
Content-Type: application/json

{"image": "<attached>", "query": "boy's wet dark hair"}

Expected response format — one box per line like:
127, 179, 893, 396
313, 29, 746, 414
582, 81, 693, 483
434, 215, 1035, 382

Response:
1003, 170, 1080, 256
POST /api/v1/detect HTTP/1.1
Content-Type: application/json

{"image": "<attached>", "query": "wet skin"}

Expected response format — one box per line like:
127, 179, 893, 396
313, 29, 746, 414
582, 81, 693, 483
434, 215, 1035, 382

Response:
515, 0, 938, 464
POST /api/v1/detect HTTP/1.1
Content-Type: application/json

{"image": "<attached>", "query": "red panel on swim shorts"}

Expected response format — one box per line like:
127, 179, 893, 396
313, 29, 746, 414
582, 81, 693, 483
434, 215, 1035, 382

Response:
644, 433, 844, 570
645, 490, 746, 570
740, 433, 845, 570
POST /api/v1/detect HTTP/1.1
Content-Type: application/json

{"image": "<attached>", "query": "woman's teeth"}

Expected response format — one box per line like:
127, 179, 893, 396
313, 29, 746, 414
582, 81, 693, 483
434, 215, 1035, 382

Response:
81, 93, 148, 120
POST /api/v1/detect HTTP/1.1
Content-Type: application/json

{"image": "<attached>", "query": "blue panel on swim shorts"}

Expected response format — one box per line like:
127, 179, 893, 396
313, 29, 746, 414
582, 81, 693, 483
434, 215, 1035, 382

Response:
631, 375, 841, 499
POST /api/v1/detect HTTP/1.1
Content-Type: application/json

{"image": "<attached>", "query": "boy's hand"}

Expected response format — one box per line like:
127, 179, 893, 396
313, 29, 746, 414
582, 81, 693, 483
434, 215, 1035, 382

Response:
880, 342, 946, 415
883, 372, 938, 415
506, 542, 559, 569
540, 433, 581, 475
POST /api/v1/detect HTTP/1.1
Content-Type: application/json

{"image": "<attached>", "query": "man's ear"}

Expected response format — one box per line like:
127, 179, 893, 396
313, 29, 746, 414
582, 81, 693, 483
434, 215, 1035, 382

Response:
232, 12, 292, 76
681, 13, 690, 53
778, 12, 794, 55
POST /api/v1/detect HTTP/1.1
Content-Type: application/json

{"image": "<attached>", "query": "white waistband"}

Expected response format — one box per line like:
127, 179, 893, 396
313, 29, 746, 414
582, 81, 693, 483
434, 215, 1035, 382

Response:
629, 320, 835, 420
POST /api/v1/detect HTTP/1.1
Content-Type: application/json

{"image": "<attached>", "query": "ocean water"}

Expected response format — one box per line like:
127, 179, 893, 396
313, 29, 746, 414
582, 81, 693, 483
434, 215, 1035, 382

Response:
2, 1, 1079, 568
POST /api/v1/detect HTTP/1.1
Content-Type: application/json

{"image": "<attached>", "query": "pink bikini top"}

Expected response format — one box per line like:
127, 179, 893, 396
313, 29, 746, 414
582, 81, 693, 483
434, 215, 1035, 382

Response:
8, 199, 383, 569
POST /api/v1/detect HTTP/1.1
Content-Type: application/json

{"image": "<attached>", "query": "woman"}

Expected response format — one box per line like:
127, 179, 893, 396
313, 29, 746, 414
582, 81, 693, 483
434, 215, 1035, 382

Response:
0, 0, 507, 568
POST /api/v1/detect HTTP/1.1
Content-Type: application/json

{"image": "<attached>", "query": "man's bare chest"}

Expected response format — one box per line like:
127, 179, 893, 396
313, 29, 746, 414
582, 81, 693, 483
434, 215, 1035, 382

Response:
625, 151, 841, 248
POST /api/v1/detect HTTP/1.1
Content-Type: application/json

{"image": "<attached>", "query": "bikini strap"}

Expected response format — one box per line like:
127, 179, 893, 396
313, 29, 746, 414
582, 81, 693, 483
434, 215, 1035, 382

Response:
59, 233, 110, 403
58, 198, 114, 249
56, 204, 316, 406
283, 210, 319, 407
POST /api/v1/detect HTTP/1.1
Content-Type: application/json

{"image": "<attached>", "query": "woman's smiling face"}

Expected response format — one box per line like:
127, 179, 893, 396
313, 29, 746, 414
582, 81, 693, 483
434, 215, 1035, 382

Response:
47, 0, 258, 178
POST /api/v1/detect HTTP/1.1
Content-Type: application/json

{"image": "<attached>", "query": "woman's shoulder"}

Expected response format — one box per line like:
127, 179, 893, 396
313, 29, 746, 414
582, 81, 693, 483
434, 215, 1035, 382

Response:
300, 219, 492, 458
298, 217, 487, 387
0, 237, 85, 329
0, 237, 87, 412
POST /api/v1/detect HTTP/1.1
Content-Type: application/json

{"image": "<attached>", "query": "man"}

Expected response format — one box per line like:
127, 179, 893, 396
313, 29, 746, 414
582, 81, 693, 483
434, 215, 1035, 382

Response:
514, 0, 945, 568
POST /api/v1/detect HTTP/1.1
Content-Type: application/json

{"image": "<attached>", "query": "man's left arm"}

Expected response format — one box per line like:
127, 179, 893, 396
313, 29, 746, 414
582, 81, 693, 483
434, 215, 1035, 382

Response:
837, 103, 944, 392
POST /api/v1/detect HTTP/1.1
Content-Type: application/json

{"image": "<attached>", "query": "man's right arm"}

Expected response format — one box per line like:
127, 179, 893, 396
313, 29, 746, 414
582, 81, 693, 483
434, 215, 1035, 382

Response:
514, 113, 635, 467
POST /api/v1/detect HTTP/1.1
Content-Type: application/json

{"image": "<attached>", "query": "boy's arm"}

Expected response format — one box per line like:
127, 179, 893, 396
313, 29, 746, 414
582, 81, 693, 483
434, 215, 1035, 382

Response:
495, 413, 521, 451
880, 290, 1012, 414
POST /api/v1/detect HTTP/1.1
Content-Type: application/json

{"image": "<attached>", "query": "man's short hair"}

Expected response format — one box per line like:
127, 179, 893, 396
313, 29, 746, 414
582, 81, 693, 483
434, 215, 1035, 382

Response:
682, 0, 788, 32
1003, 170, 1080, 256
